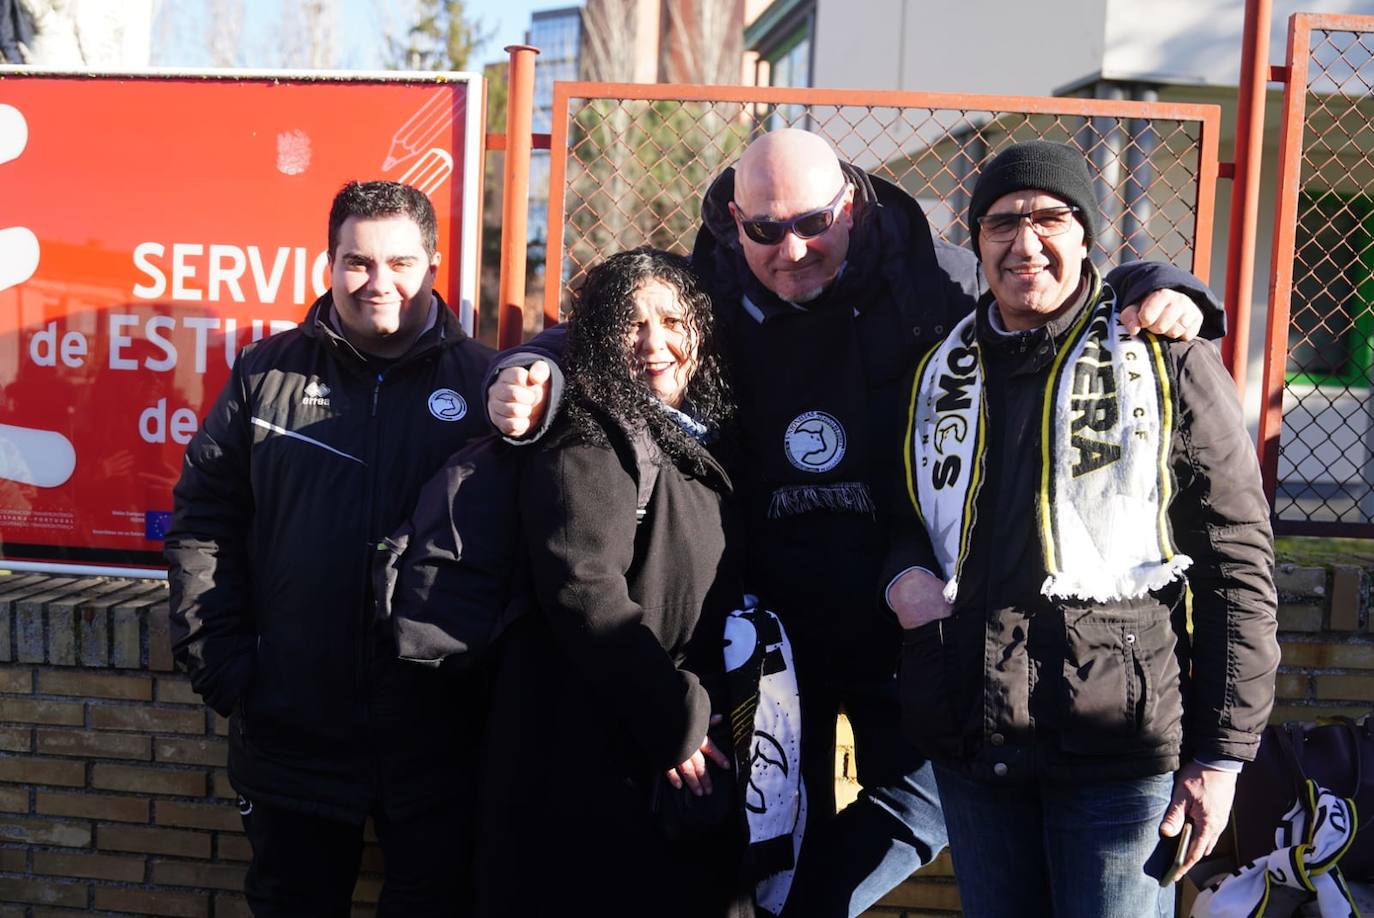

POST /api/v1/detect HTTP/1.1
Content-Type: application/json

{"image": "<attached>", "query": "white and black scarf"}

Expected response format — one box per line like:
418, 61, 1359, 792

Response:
1191, 780, 1359, 917
904, 271, 1191, 603
724, 600, 805, 917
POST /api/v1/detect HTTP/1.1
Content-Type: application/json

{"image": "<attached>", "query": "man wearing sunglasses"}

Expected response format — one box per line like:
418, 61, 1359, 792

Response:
891, 140, 1276, 917
484, 129, 1224, 916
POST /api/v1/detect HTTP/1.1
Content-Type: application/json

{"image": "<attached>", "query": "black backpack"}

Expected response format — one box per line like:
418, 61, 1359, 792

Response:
374, 430, 659, 670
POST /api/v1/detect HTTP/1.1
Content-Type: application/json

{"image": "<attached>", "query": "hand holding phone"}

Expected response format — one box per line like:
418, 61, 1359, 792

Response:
1159, 821, 1194, 887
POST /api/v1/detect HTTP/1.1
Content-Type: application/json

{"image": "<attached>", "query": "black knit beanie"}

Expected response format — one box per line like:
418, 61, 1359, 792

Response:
967, 140, 1097, 260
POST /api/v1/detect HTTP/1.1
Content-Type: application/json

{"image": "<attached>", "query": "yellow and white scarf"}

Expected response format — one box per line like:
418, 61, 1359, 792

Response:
903, 273, 1191, 603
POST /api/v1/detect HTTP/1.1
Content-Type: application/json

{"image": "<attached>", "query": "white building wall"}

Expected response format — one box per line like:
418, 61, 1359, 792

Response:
1103, 0, 1374, 88
813, 0, 1106, 95
809, 0, 1374, 96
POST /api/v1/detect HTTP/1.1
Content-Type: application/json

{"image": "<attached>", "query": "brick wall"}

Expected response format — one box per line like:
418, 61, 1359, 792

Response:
0, 573, 383, 917
0, 564, 1367, 916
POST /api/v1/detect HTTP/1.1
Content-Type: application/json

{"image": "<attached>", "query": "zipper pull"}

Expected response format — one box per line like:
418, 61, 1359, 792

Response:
371, 373, 383, 416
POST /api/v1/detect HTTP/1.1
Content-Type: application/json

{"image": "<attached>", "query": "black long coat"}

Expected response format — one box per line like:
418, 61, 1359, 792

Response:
475, 411, 750, 917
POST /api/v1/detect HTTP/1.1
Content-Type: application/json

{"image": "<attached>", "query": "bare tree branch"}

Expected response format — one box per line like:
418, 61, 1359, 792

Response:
271, 0, 338, 69
662, 0, 743, 85
204, 0, 244, 68
580, 0, 639, 83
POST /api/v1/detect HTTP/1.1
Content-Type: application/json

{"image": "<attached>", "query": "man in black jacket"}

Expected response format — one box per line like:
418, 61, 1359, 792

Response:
166, 181, 494, 916
892, 141, 1278, 917
486, 129, 1219, 917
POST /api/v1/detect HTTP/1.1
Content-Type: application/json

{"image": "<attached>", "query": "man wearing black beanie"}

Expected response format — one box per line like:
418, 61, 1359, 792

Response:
891, 140, 1277, 917
966, 139, 1100, 260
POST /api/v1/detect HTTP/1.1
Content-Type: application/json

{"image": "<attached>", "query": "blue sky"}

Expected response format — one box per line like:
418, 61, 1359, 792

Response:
243, 0, 553, 70
157, 1, 553, 70
465, 0, 550, 66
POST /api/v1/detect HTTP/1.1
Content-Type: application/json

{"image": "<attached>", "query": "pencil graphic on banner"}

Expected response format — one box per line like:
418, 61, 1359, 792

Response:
0, 424, 77, 488
383, 94, 460, 172
399, 149, 453, 195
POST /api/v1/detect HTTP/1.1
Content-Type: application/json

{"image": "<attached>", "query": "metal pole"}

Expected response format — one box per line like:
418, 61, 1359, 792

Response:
1091, 82, 1126, 268
951, 132, 985, 248
1257, 14, 1308, 516
498, 44, 540, 350
1222, 0, 1272, 393
1123, 85, 1157, 263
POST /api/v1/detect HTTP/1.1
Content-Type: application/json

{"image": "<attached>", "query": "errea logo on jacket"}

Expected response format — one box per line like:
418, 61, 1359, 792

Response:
302, 379, 331, 407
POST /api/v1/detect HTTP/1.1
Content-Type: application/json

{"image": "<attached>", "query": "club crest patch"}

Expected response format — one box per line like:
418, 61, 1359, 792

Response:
784, 411, 845, 473
427, 388, 468, 422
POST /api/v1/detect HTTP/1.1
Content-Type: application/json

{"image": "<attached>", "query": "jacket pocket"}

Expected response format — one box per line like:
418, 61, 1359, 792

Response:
1059, 609, 1178, 755
898, 619, 962, 757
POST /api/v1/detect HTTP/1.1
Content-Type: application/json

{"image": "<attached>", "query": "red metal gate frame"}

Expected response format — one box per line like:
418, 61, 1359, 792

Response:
1257, 12, 1374, 538
536, 81, 1223, 334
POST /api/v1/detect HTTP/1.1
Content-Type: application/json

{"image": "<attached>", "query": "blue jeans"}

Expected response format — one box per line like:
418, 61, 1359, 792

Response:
780, 668, 948, 918
933, 764, 1176, 918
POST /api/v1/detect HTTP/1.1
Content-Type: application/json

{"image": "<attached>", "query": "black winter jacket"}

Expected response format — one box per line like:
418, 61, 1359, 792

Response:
477, 408, 748, 916
690, 165, 980, 671
166, 293, 493, 822
894, 284, 1278, 783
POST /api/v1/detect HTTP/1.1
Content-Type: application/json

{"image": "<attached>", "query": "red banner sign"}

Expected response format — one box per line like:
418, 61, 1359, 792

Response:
0, 71, 482, 570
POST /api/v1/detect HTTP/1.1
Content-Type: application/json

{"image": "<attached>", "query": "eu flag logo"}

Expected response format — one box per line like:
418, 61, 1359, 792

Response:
145, 511, 173, 541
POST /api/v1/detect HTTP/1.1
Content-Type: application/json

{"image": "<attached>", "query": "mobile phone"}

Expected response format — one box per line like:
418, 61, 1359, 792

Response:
1159, 821, 1194, 887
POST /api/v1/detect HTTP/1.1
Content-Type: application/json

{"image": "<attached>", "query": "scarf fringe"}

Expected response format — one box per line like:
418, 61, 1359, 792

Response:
768, 482, 875, 519
1041, 555, 1193, 603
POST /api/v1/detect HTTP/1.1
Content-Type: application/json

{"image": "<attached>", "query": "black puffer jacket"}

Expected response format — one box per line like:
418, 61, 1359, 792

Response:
166, 293, 493, 822
895, 284, 1278, 783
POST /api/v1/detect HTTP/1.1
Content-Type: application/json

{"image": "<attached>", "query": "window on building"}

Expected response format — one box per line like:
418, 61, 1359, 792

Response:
526, 8, 582, 285
529, 8, 582, 134
765, 27, 811, 89
747, 0, 814, 131
1288, 191, 1374, 388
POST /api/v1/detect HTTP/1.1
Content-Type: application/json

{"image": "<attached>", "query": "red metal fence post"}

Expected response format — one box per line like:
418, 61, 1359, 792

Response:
1258, 15, 1312, 515
1222, 0, 1273, 394
497, 45, 539, 350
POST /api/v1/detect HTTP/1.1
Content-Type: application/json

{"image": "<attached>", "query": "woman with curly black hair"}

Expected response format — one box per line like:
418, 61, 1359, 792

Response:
476, 249, 751, 917
559, 248, 732, 472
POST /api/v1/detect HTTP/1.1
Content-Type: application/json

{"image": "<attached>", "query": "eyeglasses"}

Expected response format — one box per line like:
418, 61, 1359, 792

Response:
733, 184, 849, 246
976, 206, 1082, 243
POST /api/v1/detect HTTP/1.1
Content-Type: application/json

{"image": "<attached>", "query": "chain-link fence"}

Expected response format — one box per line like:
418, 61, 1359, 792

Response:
1264, 15, 1374, 536
543, 84, 1221, 325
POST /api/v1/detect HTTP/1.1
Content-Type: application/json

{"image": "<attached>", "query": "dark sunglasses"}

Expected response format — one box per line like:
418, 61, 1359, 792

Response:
733, 184, 849, 246
976, 205, 1082, 243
